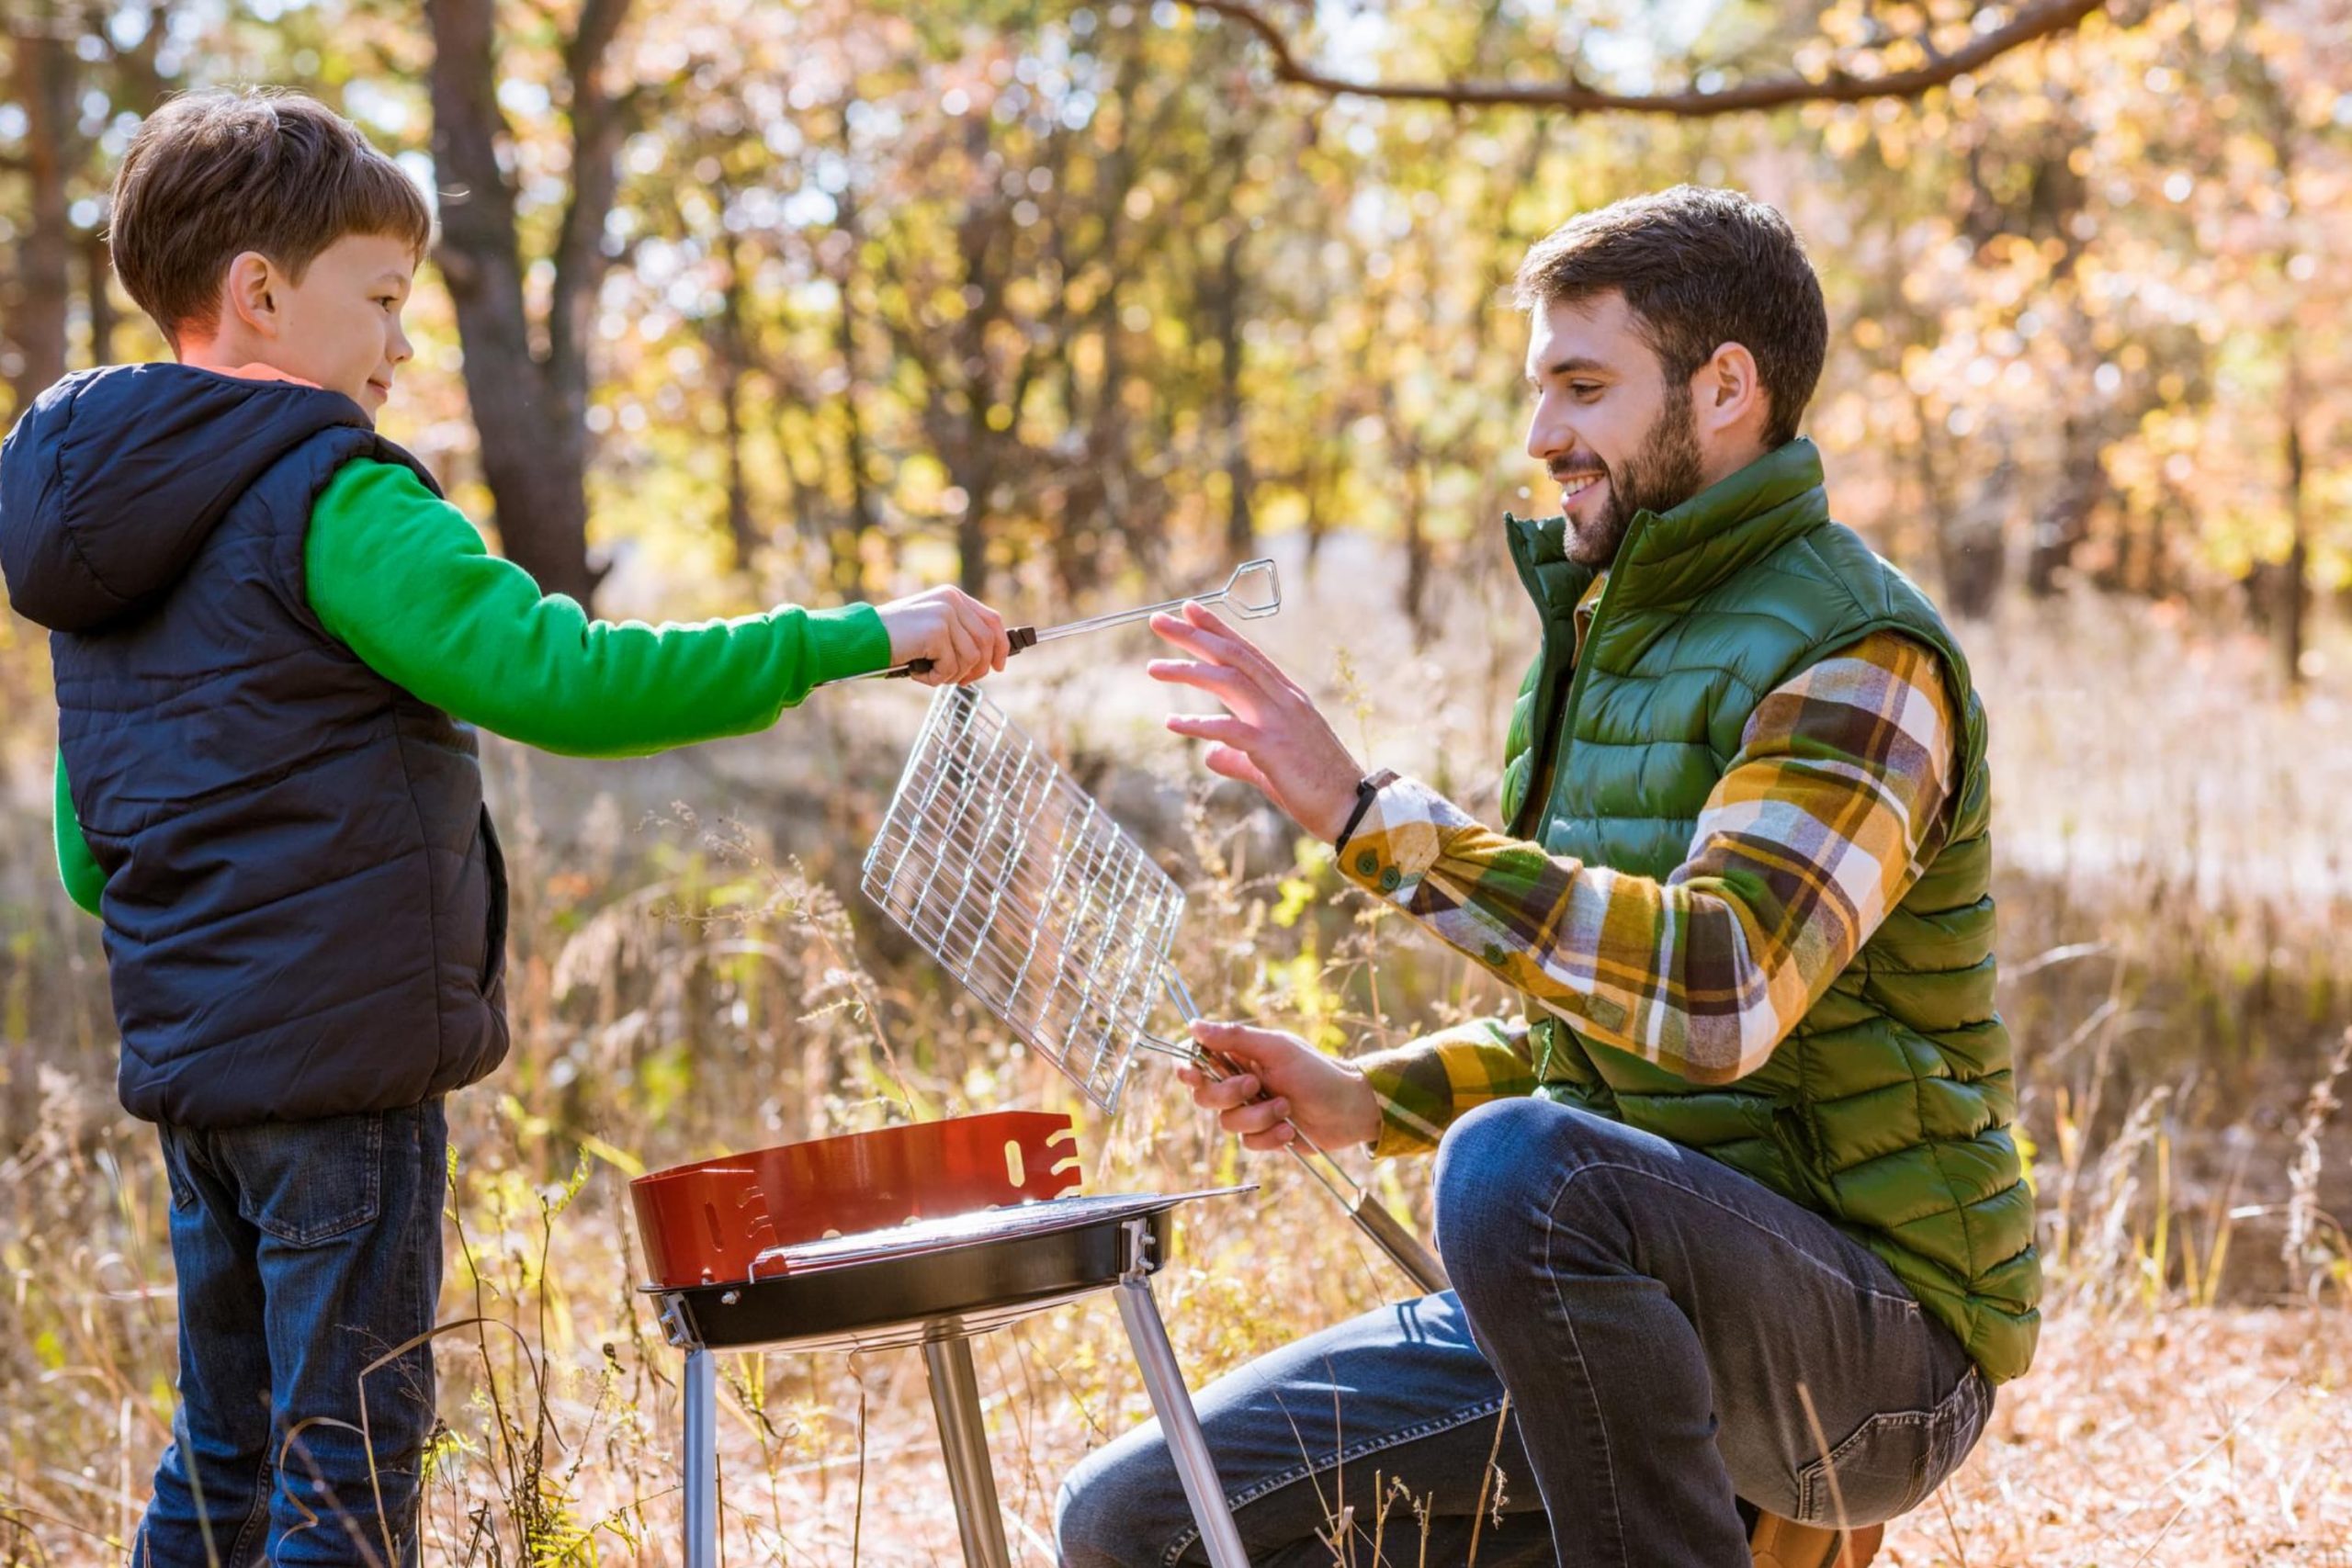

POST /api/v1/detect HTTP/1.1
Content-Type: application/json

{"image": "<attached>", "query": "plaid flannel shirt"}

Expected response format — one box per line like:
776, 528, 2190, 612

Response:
1340, 619, 1958, 1160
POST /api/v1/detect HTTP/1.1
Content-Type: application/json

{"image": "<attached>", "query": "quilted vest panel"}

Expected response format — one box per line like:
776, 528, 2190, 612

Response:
3, 365, 510, 1127
1498, 439, 2040, 1382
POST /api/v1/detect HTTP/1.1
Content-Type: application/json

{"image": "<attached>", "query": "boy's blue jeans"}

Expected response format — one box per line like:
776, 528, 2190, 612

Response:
137, 1100, 447, 1567
1057, 1098, 1994, 1567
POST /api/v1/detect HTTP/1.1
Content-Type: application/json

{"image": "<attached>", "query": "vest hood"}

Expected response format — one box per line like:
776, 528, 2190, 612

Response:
1, 363, 369, 634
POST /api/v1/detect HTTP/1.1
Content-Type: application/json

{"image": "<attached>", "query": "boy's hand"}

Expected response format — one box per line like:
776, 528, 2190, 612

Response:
1178, 1020, 1383, 1152
876, 586, 1011, 685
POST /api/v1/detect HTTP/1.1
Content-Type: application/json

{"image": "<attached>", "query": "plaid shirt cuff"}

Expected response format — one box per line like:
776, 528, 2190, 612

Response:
1334, 774, 1462, 907
1354, 1016, 1538, 1160
1354, 1043, 1456, 1159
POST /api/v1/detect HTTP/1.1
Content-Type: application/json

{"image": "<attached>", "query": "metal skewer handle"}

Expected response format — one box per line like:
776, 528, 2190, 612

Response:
827, 558, 1281, 686
1158, 974, 1453, 1298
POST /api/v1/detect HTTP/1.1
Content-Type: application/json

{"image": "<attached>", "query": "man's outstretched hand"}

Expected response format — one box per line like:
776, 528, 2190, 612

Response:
1148, 602, 1362, 840
1179, 1021, 1383, 1152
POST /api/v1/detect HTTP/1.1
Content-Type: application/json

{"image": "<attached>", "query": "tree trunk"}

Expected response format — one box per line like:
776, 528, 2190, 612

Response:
1210, 221, 1254, 558
2027, 415, 2101, 597
830, 183, 877, 598
1936, 447, 2009, 620
1400, 477, 1430, 636
831, 290, 875, 597
2277, 356, 2308, 689
949, 113, 1001, 599
956, 457, 991, 599
2261, 66, 2307, 691
84, 231, 117, 367
424, 0, 629, 608
6, 32, 74, 419
714, 218, 758, 572
2144, 486, 2175, 602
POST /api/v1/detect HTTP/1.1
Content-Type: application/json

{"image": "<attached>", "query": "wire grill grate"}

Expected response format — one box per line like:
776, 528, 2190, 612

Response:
862, 685, 1189, 1111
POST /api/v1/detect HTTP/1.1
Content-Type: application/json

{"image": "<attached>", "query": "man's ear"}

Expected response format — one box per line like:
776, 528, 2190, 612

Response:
222, 251, 281, 340
1693, 341, 1768, 444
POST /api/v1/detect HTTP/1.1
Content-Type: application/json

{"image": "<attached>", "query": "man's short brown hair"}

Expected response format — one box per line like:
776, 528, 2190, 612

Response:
108, 89, 432, 349
1514, 186, 1827, 449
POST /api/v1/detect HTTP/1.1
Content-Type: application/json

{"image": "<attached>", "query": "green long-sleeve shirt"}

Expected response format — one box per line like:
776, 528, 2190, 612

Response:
53, 458, 889, 915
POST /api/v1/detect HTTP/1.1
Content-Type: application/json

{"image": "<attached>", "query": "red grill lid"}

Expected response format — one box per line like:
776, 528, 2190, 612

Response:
629, 1111, 1083, 1289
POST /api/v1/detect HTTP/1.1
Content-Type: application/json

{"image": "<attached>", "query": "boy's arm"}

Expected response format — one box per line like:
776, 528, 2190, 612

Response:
53, 751, 105, 917
306, 460, 892, 756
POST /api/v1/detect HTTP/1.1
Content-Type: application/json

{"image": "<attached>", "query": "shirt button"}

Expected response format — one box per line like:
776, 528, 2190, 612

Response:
1483, 943, 1506, 966
1378, 867, 1401, 892
1355, 852, 1379, 877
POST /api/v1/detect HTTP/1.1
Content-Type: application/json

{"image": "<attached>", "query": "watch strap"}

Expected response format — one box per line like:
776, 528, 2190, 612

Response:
1333, 769, 1399, 857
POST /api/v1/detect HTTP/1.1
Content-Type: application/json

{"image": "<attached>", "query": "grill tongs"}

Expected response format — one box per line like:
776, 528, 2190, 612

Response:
821, 559, 1282, 686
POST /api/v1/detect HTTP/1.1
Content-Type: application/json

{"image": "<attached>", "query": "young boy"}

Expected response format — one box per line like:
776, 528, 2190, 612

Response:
0, 89, 1007, 1566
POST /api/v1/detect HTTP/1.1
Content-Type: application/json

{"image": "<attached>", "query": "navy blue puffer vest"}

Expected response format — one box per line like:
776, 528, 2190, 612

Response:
1, 364, 508, 1126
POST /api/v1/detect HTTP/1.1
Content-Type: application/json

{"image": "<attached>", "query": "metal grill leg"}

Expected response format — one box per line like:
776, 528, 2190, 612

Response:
1114, 1277, 1250, 1568
684, 1348, 718, 1568
923, 1334, 1012, 1568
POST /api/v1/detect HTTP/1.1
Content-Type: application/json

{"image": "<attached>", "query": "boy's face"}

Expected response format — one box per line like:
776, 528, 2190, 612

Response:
220, 231, 417, 418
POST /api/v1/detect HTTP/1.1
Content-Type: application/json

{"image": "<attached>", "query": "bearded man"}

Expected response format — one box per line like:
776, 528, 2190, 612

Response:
1055, 186, 2040, 1568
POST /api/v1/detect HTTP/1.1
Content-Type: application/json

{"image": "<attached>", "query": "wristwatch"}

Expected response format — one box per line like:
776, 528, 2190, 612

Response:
1332, 769, 1398, 857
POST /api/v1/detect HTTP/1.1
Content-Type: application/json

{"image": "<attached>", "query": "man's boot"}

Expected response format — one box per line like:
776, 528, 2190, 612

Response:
1747, 1512, 1883, 1568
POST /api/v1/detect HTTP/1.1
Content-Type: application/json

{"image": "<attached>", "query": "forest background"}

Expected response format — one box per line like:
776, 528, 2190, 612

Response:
3, 0, 2351, 1561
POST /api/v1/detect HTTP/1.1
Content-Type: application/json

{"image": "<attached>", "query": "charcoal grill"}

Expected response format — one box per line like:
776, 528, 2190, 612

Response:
631, 1112, 1253, 1567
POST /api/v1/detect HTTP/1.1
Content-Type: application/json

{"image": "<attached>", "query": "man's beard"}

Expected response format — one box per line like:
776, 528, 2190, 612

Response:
1562, 393, 1706, 569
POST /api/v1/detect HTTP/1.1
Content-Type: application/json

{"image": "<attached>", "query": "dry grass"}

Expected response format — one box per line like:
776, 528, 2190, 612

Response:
3, 561, 2349, 1565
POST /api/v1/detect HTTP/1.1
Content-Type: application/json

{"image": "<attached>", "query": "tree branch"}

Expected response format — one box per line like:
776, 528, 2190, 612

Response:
1177, 0, 2109, 114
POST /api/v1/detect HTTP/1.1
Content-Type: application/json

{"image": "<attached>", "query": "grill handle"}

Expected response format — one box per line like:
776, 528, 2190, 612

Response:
830, 557, 1281, 687
884, 625, 1039, 682
1343, 1186, 1453, 1296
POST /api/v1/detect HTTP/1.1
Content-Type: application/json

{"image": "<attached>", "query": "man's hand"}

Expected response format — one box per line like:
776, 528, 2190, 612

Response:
1148, 603, 1362, 840
876, 585, 1011, 686
1179, 1020, 1383, 1152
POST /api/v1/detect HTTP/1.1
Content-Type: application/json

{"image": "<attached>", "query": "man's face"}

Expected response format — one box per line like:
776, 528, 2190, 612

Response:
244, 231, 417, 419
1523, 291, 1706, 569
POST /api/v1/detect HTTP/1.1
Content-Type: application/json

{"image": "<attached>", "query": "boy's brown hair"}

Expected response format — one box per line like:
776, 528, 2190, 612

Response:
1514, 186, 1827, 450
108, 89, 432, 350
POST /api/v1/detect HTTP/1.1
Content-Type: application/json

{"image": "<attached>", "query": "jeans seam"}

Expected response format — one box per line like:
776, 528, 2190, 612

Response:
225, 1439, 273, 1566
1555, 1158, 1921, 1310
1151, 1396, 1511, 1568
391, 1111, 430, 1553
1541, 1162, 1631, 1566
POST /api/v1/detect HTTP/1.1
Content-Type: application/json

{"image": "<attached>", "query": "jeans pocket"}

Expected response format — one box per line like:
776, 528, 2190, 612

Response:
1796, 1368, 1990, 1525
227, 1111, 385, 1247
156, 1126, 201, 1214
1796, 1407, 1932, 1524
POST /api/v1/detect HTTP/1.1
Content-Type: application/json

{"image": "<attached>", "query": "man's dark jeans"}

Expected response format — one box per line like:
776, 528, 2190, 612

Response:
137, 1100, 447, 1567
1057, 1098, 1993, 1566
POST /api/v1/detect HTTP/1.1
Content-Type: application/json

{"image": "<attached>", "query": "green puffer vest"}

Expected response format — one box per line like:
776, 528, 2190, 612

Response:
1498, 439, 2040, 1383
